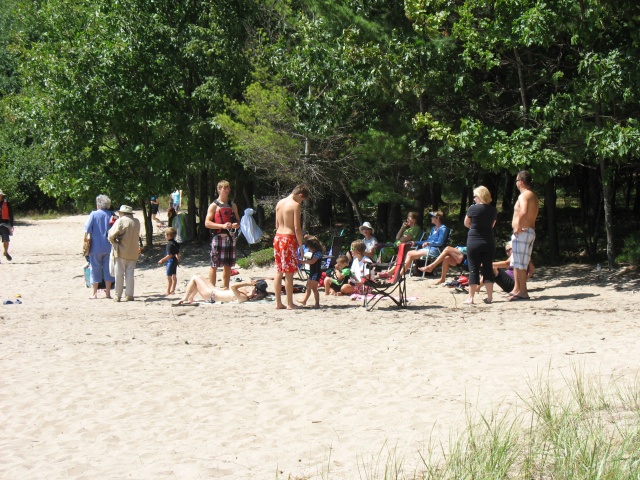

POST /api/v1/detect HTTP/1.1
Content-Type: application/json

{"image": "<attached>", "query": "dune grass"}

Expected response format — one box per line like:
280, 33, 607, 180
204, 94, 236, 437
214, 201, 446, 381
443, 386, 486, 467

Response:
303, 366, 640, 480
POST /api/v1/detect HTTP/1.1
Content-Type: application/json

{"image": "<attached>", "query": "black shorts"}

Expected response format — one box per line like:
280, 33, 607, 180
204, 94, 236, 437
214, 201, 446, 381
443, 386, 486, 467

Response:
0, 225, 10, 243
328, 282, 342, 292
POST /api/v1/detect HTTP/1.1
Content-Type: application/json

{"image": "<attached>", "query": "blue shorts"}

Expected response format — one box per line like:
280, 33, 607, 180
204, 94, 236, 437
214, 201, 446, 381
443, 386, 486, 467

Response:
165, 257, 178, 276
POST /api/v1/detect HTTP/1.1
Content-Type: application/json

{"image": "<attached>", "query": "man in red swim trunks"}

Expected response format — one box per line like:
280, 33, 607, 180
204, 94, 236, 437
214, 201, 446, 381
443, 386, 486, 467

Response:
274, 185, 310, 310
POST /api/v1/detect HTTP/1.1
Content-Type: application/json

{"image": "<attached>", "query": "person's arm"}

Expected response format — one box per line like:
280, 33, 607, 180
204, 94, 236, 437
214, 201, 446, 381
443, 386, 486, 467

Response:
492, 258, 511, 269
464, 215, 471, 228
230, 281, 257, 303
527, 261, 535, 278
231, 202, 241, 229
513, 193, 529, 233
108, 220, 122, 243
431, 225, 448, 247
158, 253, 171, 265
293, 202, 303, 248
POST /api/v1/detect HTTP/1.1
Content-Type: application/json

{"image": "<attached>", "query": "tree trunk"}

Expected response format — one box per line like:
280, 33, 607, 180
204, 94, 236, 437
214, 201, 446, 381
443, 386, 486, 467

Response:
339, 180, 362, 227
596, 101, 616, 268
185, 172, 196, 243
376, 202, 389, 242
545, 178, 559, 263
458, 186, 468, 223
141, 199, 153, 247
502, 173, 515, 213
198, 169, 209, 242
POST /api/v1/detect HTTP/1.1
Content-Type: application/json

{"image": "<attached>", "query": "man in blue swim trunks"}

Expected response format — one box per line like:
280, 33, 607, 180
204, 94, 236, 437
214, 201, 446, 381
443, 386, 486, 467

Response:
510, 170, 539, 300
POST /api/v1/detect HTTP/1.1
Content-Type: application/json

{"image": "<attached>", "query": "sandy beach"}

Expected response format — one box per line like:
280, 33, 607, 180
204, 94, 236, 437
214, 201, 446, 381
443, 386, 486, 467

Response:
1, 213, 638, 479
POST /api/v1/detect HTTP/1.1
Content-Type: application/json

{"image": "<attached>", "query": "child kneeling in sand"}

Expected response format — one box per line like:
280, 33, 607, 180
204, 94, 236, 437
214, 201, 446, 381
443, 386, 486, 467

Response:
323, 255, 351, 296
175, 276, 268, 305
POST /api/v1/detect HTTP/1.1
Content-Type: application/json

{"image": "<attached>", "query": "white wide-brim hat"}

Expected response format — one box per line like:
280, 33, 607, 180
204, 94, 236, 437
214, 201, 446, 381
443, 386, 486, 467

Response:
359, 222, 374, 234
118, 205, 134, 214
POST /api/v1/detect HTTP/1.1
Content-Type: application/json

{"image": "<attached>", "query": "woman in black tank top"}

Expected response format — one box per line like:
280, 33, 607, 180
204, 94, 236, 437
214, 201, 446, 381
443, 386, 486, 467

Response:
464, 186, 497, 304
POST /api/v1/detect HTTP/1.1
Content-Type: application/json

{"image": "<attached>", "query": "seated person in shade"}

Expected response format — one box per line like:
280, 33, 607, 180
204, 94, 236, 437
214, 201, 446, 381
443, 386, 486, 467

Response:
379, 212, 421, 263
395, 211, 421, 244
359, 222, 377, 259
402, 210, 449, 274
175, 276, 268, 305
419, 245, 467, 285
490, 241, 535, 293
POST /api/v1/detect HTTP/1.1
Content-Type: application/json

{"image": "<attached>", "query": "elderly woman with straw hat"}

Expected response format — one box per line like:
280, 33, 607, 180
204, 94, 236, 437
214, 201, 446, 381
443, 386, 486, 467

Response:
359, 222, 378, 260
108, 205, 141, 302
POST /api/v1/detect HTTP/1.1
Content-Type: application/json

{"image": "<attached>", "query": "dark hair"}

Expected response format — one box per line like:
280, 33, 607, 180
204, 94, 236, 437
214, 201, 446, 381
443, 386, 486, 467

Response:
304, 236, 325, 253
255, 279, 268, 293
517, 170, 532, 186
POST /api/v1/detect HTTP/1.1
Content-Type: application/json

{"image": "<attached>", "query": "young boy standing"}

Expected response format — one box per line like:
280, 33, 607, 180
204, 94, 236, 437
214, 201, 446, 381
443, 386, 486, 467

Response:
158, 227, 180, 295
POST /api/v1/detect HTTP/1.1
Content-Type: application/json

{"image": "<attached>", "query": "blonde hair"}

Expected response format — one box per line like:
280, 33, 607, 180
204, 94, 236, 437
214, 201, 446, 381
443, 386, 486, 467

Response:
165, 227, 177, 239
473, 186, 492, 204
217, 180, 230, 192
350, 239, 365, 254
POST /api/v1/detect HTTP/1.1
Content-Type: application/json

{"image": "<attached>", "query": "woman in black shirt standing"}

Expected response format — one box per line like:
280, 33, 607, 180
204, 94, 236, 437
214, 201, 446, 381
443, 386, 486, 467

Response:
464, 186, 497, 304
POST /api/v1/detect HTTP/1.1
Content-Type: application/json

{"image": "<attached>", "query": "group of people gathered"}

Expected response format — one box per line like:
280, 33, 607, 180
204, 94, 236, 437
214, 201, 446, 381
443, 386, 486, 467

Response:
392, 170, 538, 304
83, 169, 538, 309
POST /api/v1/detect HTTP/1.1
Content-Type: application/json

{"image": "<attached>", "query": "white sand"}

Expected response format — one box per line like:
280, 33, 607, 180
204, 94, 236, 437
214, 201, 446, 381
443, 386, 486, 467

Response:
0, 213, 638, 479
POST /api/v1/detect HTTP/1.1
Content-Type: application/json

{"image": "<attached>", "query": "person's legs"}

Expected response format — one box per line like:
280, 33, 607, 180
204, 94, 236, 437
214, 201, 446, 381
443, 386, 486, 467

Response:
100, 252, 113, 298
402, 249, 425, 274
324, 277, 333, 296
222, 266, 231, 290
209, 234, 220, 286
511, 268, 529, 299
437, 256, 457, 284
274, 271, 285, 309
165, 276, 172, 295
114, 258, 125, 300
484, 281, 494, 304
300, 282, 312, 305
124, 260, 135, 299
310, 282, 320, 307
284, 272, 298, 309
170, 274, 177, 294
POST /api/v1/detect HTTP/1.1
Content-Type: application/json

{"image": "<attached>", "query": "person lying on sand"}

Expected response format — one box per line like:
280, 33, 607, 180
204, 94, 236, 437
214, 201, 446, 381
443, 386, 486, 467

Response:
174, 276, 268, 305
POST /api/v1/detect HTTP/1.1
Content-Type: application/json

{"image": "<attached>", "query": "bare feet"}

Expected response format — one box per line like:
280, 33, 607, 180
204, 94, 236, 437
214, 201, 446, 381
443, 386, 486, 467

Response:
463, 298, 474, 305
483, 298, 492, 304
434, 279, 445, 285
89, 295, 97, 300
418, 264, 434, 273
275, 304, 301, 310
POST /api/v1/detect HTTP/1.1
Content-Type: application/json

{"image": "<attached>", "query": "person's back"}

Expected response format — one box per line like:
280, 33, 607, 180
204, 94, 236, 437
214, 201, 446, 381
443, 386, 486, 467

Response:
109, 215, 141, 260
275, 197, 299, 235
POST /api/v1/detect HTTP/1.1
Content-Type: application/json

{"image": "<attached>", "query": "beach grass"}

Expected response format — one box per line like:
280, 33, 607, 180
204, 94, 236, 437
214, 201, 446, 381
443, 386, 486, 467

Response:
346, 367, 640, 479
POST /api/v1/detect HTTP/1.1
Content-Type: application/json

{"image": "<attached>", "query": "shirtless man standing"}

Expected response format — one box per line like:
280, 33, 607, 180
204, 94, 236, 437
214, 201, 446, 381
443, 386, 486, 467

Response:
273, 185, 310, 310
509, 170, 539, 300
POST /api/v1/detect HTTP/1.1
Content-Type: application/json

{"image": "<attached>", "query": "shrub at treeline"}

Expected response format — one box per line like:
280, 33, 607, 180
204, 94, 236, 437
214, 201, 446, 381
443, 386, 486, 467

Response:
1, 0, 639, 266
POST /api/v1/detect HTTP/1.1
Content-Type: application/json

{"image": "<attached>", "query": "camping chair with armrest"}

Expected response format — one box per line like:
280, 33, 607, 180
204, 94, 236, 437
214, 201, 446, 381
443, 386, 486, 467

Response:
407, 227, 453, 278
363, 242, 410, 311
376, 230, 425, 274
321, 235, 344, 274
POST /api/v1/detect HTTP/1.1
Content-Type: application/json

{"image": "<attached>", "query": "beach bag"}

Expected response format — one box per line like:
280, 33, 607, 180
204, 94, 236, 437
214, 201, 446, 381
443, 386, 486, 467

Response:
82, 234, 91, 257
281, 284, 307, 294
240, 208, 263, 244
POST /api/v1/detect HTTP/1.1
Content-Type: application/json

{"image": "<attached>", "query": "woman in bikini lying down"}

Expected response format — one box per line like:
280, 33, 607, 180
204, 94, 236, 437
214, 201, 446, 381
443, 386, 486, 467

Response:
175, 276, 268, 305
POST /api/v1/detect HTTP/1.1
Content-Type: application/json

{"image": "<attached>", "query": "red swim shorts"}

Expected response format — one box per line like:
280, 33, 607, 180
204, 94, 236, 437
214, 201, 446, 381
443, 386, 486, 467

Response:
273, 233, 299, 273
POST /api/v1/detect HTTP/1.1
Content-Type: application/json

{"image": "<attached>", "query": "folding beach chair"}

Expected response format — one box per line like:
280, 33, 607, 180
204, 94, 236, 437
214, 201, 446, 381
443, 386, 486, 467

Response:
363, 242, 409, 311
321, 236, 344, 274
409, 228, 453, 278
